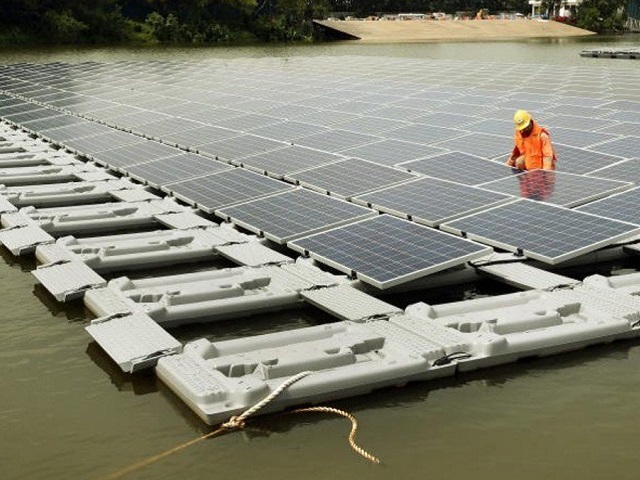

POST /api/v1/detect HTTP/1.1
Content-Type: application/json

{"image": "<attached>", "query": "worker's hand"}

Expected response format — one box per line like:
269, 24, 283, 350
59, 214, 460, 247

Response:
514, 155, 526, 169
505, 157, 516, 167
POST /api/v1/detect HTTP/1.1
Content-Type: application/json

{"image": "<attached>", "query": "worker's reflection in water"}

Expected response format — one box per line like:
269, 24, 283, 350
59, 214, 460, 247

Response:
511, 168, 556, 201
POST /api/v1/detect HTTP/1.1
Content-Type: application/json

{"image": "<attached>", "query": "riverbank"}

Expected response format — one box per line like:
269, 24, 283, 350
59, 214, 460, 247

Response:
314, 19, 596, 42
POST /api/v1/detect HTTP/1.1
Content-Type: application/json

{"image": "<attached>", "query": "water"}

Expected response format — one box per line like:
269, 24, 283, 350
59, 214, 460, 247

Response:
2, 36, 640, 480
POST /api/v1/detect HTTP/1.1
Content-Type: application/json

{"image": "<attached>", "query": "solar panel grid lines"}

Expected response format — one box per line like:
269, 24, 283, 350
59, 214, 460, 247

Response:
440, 199, 640, 264
2, 108, 61, 126
288, 214, 492, 289
286, 157, 418, 199
63, 131, 146, 156
91, 140, 182, 169
165, 167, 295, 213
248, 121, 330, 143
340, 139, 446, 167
412, 112, 483, 129
589, 136, 640, 158
548, 127, 621, 149
125, 152, 232, 188
197, 134, 290, 161
430, 132, 512, 160
575, 186, 640, 225
552, 143, 625, 175
235, 146, 345, 178
479, 169, 633, 208
399, 151, 513, 186
595, 122, 640, 137
40, 122, 113, 143
296, 129, 383, 153
351, 177, 514, 227
384, 123, 469, 145
587, 158, 640, 184
215, 187, 377, 244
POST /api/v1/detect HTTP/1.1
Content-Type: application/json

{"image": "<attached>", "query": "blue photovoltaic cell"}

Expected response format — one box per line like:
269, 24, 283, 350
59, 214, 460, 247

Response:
290, 214, 491, 289
126, 152, 232, 187
217, 188, 376, 243
576, 186, 640, 225
553, 143, 624, 175
590, 137, 640, 158
587, 158, 640, 184
197, 134, 288, 161
400, 151, 512, 186
340, 139, 446, 167
480, 169, 631, 207
167, 167, 294, 213
237, 145, 344, 177
289, 158, 417, 198
431, 133, 511, 160
441, 199, 639, 264
352, 177, 513, 226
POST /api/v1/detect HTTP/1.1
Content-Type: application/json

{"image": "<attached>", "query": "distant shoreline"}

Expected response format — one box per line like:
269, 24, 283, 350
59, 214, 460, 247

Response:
314, 19, 596, 43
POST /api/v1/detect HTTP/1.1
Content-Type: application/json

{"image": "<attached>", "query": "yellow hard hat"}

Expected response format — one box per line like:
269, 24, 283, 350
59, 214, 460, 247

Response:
513, 110, 532, 130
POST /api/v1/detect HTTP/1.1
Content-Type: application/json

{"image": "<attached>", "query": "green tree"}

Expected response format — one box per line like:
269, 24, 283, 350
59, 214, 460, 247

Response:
575, 0, 627, 31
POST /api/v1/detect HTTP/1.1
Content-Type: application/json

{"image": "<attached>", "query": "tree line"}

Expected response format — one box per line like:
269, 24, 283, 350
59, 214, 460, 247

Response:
0, 0, 629, 45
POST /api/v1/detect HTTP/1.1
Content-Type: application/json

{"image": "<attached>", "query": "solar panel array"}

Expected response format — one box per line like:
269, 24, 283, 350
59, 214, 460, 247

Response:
2, 57, 640, 285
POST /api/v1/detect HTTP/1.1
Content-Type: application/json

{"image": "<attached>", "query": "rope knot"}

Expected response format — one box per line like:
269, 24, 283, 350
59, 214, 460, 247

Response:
221, 416, 246, 430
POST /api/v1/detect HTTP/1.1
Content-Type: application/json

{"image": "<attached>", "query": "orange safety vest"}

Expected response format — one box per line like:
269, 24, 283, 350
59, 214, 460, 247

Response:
513, 122, 557, 170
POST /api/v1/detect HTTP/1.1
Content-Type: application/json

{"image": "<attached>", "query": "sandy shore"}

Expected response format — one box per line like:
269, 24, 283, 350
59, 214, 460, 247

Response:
315, 19, 595, 42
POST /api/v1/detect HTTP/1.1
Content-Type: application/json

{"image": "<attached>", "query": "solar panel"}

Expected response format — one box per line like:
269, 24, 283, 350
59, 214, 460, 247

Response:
553, 143, 625, 175
589, 137, 640, 158
385, 124, 466, 145
64, 131, 144, 155
296, 129, 381, 153
217, 188, 376, 244
287, 158, 417, 198
126, 152, 231, 188
596, 122, 640, 137
289, 214, 492, 289
587, 158, 640, 184
166, 167, 294, 213
337, 116, 410, 136
161, 125, 240, 148
249, 121, 330, 142
92, 140, 180, 168
548, 127, 620, 148
479, 169, 631, 207
2, 108, 61, 125
236, 145, 344, 177
543, 114, 618, 132
368, 105, 424, 121
352, 177, 513, 227
212, 112, 281, 131
41, 122, 113, 142
431, 132, 511, 160
576, 186, 640, 225
340, 139, 446, 167
441, 199, 640, 264
399, 151, 512, 186
197, 134, 288, 160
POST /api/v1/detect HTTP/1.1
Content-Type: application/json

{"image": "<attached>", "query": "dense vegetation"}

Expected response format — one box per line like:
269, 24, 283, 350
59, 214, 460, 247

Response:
0, 0, 629, 45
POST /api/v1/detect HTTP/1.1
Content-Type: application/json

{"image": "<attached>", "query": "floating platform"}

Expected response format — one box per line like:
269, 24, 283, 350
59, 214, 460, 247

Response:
580, 48, 640, 59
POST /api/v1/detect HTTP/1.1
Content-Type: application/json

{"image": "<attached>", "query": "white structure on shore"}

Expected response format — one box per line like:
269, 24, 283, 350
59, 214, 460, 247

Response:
529, 0, 582, 18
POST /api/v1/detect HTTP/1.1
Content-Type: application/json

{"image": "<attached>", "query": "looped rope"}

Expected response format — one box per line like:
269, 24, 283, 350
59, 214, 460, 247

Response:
98, 370, 381, 480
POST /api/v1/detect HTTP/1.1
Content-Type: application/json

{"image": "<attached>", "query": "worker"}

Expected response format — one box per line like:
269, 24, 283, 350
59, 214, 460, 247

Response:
506, 110, 557, 171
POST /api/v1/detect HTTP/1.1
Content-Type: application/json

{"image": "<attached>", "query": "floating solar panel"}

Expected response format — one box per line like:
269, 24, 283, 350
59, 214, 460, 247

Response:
352, 177, 513, 227
368, 105, 424, 121
587, 158, 640, 184
287, 158, 416, 199
547, 127, 620, 149
596, 122, 640, 137
294, 110, 362, 128
431, 133, 511, 160
552, 143, 625, 175
92, 140, 180, 169
289, 214, 491, 289
337, 116, 410, 136
249, 121, 329, 142
590, 136, 640, 158
385, 124, 466, 145
217, 188, 376, 244
64, 130, 144, 155
2, 108, 61, 125
600, 100, 640, 112
413, 112, 481, 129
41, 122, 113, 142
544, 114, 619, 132
603, 111, 640, 123
197, 134, 288, 161
167, 167, 294, 213
236, 145, 344, 177
399, 151, 512, 186
576, 186, 640, 225
479, 169, 631, 207
441, 199, 640, 264
340, 139, 446, 167
212, 112, 282, 131
296, 129, 381, 153
126, 152, 231, 188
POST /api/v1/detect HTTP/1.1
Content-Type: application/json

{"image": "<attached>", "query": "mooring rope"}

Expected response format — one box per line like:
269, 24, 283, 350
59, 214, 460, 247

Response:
98, 370, 381, 480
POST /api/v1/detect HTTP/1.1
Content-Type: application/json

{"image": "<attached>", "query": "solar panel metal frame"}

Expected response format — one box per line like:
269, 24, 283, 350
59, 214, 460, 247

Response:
575, 186, 640, 225
164, 167, 295, 213
440, 198, 640, 264
288, 214, 492, 289
352, 177, 514, 227
216, 187, 377, 244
